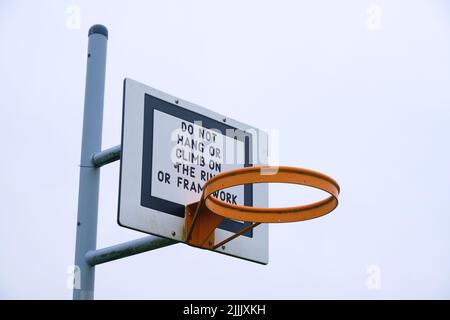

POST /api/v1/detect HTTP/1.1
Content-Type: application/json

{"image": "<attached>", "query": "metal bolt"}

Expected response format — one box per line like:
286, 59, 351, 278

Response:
171, 231, 176, 237
175, 99, 179, 104
77, 222, 81, 226
222, 245, 226, 250
223, 118, 227, 122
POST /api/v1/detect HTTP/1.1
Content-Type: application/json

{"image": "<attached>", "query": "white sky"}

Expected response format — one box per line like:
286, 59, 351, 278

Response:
1, 0, 450, 299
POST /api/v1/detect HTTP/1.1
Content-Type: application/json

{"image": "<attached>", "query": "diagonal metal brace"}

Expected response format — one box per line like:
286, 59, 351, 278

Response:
184, 201, 260, 250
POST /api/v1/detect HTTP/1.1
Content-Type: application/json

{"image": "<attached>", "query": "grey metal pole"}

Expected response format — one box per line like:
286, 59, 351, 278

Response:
92, 145, 121, 167
85, 236, 177, 266
73, 24, 108, 300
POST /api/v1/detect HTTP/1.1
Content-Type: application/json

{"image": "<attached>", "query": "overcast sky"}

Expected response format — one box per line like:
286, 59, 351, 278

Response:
1, 0, 450, 299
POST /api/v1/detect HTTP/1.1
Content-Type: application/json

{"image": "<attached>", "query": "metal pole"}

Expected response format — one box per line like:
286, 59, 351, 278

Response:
85, 236, 177, 266
92, 145, 121, 167
73, 24, 108, 300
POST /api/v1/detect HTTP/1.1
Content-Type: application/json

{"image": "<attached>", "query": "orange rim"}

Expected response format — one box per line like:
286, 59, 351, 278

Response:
201, 166, 340, 223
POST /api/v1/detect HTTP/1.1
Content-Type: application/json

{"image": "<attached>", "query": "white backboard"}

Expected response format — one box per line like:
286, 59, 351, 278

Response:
118, 78, 268, 264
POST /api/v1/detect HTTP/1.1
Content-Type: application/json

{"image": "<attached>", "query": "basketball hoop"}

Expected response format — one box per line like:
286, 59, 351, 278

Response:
184, 166, 340, 250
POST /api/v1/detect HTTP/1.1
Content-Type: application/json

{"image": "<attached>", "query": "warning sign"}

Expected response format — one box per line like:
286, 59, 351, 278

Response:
150, 109, 245, 208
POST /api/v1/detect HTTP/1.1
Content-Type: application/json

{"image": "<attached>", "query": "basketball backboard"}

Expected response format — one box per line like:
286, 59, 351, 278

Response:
118, 78, 269, 264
